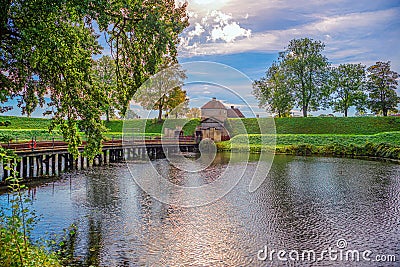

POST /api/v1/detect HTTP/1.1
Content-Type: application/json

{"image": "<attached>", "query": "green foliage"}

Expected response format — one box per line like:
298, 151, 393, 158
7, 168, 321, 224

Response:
0, 150, 61, 266
92, 56, 119, 122
367, 61, 400, 116
328, 63, 367, 117
0, 120, 11, 127
1, 0, 188, 158
278, 38, 330, 117
254, 40, 400, 118
253, 62, 294, 117
0, 133, 14, 142
134, 63, 187, 121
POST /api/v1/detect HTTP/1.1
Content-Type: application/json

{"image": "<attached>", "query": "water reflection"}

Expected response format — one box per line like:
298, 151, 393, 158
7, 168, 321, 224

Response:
0, 154, 399, 266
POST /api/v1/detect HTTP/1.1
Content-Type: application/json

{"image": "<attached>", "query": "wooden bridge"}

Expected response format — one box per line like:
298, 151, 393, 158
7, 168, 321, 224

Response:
1, 138, 199, 181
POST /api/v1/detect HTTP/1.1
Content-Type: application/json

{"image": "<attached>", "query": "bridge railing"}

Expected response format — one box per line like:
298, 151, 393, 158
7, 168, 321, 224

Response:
1, 135, 198, 153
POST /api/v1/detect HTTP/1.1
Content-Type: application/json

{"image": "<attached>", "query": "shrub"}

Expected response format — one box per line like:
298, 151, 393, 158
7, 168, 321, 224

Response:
0, 150, 61, 266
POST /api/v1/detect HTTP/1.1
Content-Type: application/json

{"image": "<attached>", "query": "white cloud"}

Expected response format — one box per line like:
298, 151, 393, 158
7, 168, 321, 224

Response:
180, 8, 252, 56
211, 21, 251, 42
188, 23, 205, 37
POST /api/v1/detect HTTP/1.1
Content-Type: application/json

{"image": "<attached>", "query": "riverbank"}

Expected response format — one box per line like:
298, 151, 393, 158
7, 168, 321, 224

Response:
2, 116, 400, 160
216, 132, 400, 160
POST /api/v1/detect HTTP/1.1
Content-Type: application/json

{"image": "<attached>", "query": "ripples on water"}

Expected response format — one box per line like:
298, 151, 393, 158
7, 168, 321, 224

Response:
0, 154, 399, 266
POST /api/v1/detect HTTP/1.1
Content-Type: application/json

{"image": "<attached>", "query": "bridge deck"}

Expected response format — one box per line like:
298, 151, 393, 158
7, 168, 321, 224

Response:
1, 139, 198, 156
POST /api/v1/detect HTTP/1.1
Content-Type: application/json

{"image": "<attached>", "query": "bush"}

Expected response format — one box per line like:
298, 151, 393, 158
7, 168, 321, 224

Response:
0, 150, 61, 267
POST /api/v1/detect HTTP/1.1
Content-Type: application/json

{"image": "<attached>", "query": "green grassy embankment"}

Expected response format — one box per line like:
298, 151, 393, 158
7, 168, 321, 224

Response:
219, 117, 400, 160
2, 115, 400, 159
0, 116, 200, 141
226, 117, 400, 135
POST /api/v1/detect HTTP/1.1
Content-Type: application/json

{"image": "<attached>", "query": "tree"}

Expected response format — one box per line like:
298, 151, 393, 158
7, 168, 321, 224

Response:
0, 0, 188, 157
167, 90, 188, 119
367, 61, 399, 116
92, 56, 119, 122
328, 63, 367, 117
253, 62, 294, 117
279, 38, 330, 117
123, 109, 139, 119
134, 63, 187, 122
186, 107, 201, 119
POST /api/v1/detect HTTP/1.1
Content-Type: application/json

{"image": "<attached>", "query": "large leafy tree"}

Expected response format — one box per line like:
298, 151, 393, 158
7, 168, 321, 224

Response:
167, 90, 188, 119
253, 62, 294, 117
0, 0, 188, 157
367, 61, 399, 116
279, 38, 330, 117
134, 63, 187, 122
92, 56, 119, 122
328, 63, 367, 117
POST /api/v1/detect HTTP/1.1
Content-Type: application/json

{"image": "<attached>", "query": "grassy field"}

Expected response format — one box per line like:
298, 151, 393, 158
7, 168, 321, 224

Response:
3, 116, 400, 135
226, 117, 400, 135
2, 116, 400, 159
0, 116, 201, 141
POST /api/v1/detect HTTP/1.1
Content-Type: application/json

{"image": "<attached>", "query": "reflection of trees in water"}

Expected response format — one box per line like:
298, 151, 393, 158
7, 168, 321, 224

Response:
60, 169, 122, 266
84, 217, 102, 266
57, 217, 102, 267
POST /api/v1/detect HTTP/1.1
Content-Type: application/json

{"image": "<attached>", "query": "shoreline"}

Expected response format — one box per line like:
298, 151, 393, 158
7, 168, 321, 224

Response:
1, 150, 399, 193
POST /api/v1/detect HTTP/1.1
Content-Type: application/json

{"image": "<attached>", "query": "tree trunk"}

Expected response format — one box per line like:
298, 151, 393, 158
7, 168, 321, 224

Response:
106, 109, 110, 122
158, 105, 163, 122
302, 106, 308, 117
344, 109, 348, 117
383, 109, 388, 116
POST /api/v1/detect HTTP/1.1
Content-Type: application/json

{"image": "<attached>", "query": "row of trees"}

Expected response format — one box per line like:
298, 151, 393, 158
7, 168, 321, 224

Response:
253, 38, 400, 117
1, 0, 189, 157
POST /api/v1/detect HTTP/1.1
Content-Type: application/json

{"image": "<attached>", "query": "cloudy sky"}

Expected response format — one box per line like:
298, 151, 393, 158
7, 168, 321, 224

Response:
178, 0, 400, 79
3, 0, 399, 117
175, 0, 400, 116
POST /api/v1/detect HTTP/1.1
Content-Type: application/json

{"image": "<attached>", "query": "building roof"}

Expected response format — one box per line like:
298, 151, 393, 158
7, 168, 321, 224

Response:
201, 97, 227, 110
200, 117, 224, 124
227, 106, 245, 118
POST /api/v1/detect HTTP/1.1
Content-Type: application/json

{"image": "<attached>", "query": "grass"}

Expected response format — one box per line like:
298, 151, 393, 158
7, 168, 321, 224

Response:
0, 116, 51, 130
0, 116, 201, 142
226, 117, 400, 135
229, 131, 400, 146
105, 118, 200, 135
217, 131, 400, 160
2, 115, 400, 160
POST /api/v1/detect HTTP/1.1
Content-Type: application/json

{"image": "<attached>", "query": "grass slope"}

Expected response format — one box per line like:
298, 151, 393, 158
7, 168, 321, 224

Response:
227, 117, 400, 135
0, 116, 201, 141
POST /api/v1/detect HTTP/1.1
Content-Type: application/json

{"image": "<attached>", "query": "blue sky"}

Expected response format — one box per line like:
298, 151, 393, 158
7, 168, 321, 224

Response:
177, 0, 400, 116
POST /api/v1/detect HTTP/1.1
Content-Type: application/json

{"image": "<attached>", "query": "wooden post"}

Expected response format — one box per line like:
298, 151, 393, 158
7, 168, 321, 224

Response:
37, 155, 42, 176
22, 157, 28, 178
51, 155, 55, 176
29, 156, 34, 178
58, 154, 62, 174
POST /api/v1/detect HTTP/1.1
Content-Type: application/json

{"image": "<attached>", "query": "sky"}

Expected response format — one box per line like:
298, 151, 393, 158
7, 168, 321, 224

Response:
2, 0, 399, 118
177, 0, 400, 116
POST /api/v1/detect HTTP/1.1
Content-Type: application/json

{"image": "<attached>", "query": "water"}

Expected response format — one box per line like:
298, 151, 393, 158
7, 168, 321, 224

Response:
1, 154, 399, 266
